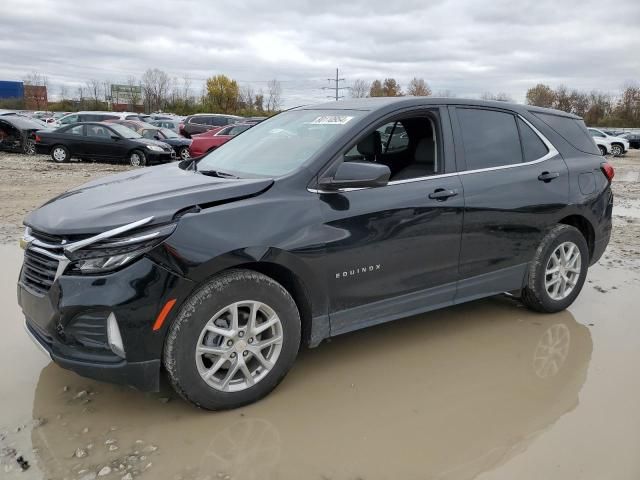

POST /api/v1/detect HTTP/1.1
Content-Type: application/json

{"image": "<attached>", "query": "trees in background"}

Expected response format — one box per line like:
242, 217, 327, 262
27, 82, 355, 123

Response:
526, 83, 640, 127
205, 74, 239, 113
406, 77, 432, 97
350, 79, 369, 98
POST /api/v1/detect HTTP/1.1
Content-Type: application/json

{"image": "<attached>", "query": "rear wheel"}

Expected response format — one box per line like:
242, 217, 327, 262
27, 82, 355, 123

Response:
51, 145, 69, 163
164, 270, 301, 410
23, 139, 36, 155
129, 149, 146, 167
521, 224, 589, 313
598, 145, 607, 156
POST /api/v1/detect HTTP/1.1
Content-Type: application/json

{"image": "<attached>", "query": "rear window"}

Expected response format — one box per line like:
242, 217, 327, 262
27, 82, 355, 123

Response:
533, 112, 600, 155
518, 118, 549, 162
457, 108, 522, 170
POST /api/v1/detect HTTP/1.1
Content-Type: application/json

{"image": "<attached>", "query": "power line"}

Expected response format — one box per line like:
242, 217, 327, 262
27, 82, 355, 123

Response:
322, 68, 348, 101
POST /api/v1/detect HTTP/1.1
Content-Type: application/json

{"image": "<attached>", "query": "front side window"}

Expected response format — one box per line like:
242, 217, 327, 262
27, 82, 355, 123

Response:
588, 128, 605, 138
341, 114, 440, 181
198, 109, 365, 177
227, 125, 250, 136
109, 124, 142, 139
59, 115, 77, 125
457, 108, 522, 170
86, 125, 111, 138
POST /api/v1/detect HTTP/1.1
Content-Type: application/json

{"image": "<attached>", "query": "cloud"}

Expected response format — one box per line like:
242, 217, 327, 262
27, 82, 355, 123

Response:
1, 0, 638, 106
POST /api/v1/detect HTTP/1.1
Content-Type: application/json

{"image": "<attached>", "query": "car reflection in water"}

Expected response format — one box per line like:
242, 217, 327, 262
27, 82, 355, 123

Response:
30, 296, 591, 480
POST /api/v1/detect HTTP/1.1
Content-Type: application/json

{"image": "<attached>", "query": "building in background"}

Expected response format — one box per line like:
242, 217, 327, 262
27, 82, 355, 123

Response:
111, 84, 144, 112
24, 84, 48, 110
0, 81, 25, 108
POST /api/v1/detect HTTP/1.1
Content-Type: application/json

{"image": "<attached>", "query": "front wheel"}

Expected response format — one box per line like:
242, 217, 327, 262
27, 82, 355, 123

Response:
611, 144, 623, 156
521, 224, 589, 313
128, 149, 147, 167
164, 270, 301, 410
23, 139, 36, 155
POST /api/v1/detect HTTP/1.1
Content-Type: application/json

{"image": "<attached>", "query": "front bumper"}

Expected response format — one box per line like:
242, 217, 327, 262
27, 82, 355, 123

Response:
17, 254, 194, 391
147, 150, 176, 164
25, 320, 161, 391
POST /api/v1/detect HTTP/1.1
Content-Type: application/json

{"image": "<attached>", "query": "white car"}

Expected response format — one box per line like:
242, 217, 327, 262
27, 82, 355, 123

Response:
53, 111, 146, 128
588, 128, 629, 156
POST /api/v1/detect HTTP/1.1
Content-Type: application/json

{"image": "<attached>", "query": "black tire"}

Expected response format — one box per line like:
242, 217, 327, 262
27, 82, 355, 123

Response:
178, 147, 190, 160
50, 145, 69, 163
521, 224, 589, 313
128, 149, 147, 167
598, 145, 607, 156
164, 269, 301, 410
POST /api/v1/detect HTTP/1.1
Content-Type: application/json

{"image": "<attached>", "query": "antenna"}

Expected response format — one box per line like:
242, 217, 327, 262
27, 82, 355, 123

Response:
322, 68, 348, 101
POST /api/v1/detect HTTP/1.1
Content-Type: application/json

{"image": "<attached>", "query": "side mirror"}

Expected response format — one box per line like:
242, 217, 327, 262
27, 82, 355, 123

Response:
154, 134, 161, 140
318, 161, 390, 190
111, 135, 120, 140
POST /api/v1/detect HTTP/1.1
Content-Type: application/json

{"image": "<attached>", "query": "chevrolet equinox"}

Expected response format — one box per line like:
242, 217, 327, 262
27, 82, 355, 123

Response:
18, 98, 613, 410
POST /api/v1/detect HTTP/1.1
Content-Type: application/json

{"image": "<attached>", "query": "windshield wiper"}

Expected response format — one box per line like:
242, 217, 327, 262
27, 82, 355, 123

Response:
198, 169, 240, 179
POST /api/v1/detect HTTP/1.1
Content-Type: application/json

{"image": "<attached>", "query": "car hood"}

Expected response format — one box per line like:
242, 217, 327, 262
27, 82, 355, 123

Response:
24, 162, 274, 235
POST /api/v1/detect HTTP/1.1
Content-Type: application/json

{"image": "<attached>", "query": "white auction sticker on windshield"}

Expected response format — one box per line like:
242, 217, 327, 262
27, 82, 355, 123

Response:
309, 115, 354, 125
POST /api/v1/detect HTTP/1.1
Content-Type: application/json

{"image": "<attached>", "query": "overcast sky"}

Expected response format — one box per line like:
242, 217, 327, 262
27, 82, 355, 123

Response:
1, 0, 639, 107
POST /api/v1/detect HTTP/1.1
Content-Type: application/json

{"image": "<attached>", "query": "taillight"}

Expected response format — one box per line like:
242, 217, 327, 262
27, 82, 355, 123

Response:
179, 123, 184, 130
600, 162, 614, 182
35, 135, 41, 143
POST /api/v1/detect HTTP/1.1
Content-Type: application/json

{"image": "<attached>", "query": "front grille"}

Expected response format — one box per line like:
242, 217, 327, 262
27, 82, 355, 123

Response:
21, 248, 58, 295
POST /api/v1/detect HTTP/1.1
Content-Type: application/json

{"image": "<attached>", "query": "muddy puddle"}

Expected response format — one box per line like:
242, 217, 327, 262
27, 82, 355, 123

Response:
1, 243, 639, 480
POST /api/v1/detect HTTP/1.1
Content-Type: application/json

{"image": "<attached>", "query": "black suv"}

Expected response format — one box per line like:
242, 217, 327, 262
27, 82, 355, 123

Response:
180, 114, 243, 138
18, 98, 613, 410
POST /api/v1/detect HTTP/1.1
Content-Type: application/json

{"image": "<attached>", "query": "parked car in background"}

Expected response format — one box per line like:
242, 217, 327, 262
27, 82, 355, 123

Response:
180, 113, 243, 138
18, 98, 613, 410
188, 123, 252, 156
588, 128, 629, 156
619, 132, 640, 149
56, 111, 148, 127
149, 118, 182, 133
0, 115, 49, 154
106, 119, 192, 159
35, 122, 175, 166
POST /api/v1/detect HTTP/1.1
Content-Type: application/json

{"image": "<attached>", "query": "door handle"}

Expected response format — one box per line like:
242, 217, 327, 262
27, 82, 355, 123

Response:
428, 188, 458, 201
538, 171, 560, 182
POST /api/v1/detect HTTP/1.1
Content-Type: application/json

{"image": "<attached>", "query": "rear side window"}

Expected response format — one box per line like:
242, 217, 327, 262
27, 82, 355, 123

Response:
457, 108, 522, 170
533, 112, 600, 155
67, 125, 84, 136
518, 118, 548, 161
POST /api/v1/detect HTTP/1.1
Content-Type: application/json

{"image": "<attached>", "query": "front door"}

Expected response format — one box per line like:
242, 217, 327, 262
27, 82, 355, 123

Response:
317, 108, 464, 335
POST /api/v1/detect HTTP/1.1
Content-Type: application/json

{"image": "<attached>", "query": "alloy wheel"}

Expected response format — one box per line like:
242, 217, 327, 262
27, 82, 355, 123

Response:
611, 144, 622, 156
130, 153, 142, 167
544, 241, 581, 301
180, 148, 190, 160
195, 300, 284, 392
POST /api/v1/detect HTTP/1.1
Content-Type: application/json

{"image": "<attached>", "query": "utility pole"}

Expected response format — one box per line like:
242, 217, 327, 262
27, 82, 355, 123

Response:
322, 68, 347, 101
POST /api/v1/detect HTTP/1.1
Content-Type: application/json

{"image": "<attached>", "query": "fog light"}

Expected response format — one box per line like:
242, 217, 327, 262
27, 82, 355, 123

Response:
107, 313, 126, 359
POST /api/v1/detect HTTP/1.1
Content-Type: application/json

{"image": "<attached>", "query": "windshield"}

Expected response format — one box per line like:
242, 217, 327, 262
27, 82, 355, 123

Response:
110, 123, 142, 139
160, 128, 179, 138
197, 109, 364, 177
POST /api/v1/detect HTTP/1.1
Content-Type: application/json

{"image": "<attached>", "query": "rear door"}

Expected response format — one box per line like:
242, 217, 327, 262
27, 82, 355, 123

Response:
451, 106, 568, 299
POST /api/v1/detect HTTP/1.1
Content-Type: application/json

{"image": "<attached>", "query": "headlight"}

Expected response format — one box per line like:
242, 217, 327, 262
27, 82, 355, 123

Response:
147, 145, 164, 152
67, 223, 176, 274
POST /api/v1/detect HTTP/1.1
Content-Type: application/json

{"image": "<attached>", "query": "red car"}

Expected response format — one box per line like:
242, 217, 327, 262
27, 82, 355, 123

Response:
188, 123, 252, 157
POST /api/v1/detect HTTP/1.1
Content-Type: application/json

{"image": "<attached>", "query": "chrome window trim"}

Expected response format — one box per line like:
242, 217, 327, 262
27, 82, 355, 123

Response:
308, 114, 558, 194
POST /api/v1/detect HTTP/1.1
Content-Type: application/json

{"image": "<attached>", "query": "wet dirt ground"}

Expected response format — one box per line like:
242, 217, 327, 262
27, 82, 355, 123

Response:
1, 152, 639, 480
